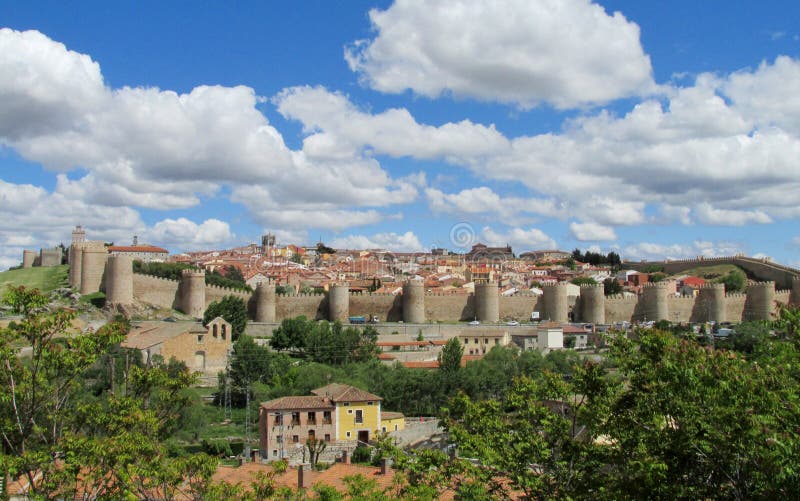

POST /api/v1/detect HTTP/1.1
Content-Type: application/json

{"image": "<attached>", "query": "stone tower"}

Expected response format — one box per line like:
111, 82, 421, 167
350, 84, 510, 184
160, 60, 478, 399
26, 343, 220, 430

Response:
180, 269, 206, 318
68, 243, 84, 289
105, 255, 134, 306
642, 282, 669, 322
746, 281, 775, 321
79, 242, 108, 295
790, 276, 800, 306
475, 281, 500, 323
328, 283, 350, 322
402, 280, 425, 323
71, 225, 86, 245
542, 282, 569, 323
39, 247, 62, 267
22, 249, 36, 269
697, 283, 726, 323
254, 280, 277, 323
579, 284, 605, 325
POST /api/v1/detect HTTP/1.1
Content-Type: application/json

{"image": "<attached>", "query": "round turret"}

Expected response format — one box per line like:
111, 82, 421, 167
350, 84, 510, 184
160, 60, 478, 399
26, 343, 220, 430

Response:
579, 284, 605, 325
105, 255, 134, 306
790, 276, 800, 306
180, 269, 206, 318
22, 250, 36, 269
80, 242, 108, 295
475, 281, 499, 323
697, 283, 726, 323
402, 280, 426, 323
642, 282, 669, 322
328, 283, 350, 322
746, 281, 775, 321
542, 282, 569, 323
68, 244, 84, 289
254, 280, 277, 323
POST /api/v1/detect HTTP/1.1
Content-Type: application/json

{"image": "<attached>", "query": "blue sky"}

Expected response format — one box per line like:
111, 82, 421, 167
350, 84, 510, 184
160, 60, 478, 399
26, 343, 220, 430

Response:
1, 0, 799, 270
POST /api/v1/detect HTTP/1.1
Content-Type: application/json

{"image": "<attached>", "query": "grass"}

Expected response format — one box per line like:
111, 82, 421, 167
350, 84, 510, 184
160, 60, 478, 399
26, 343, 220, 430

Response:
671, 264, 745, 280
0, 265, 69, 293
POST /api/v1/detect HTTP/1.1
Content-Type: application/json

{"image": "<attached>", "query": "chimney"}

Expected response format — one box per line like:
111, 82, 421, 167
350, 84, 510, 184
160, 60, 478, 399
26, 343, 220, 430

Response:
297, 464, 312, 489
380, 457, 391, 475
341, 450, 350, 464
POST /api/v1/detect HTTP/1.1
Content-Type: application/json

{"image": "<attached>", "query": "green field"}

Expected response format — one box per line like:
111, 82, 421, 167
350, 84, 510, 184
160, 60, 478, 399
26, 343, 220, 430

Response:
0, 265, 69, 293
670, 264, 746, 280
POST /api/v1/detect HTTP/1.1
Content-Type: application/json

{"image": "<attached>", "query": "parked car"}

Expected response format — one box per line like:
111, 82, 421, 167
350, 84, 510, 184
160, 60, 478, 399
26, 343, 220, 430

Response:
468, 320, 480, 326
506, 320, 520, 326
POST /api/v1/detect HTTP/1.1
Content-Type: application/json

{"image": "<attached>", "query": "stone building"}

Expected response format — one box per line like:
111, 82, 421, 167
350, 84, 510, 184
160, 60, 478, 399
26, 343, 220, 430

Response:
107, 244, 169, 263
122, 317, 232, 383
458, 329, 511, 355
259, 383, 404, 463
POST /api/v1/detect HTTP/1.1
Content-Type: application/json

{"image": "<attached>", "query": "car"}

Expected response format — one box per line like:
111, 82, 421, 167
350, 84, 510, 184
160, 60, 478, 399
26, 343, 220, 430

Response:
506, 320, 520, 326
468, 320, 480, 326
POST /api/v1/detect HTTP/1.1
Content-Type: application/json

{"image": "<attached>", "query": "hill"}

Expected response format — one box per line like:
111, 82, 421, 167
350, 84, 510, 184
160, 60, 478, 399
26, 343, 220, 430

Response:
0, 265, 69, 293
668, 264, 749, 280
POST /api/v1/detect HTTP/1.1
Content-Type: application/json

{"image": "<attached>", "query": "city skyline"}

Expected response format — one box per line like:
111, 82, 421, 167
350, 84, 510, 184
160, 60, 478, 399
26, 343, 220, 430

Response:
1, 0, 800, 270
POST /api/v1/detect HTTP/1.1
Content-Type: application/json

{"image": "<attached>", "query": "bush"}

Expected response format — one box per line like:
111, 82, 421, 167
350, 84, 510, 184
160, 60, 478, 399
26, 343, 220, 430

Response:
201, 438, 233, 457
352, 445, 371, 464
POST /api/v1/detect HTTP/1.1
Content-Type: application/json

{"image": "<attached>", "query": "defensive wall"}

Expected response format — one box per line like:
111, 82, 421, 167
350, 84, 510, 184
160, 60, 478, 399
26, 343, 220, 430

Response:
67, 253, 800, 324
626, 255, 800, 290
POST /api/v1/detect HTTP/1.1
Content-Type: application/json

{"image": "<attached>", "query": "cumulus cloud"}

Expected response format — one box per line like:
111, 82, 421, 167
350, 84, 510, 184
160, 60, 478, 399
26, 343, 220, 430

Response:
345, 0, 654, 109
146, 218, 234, 250
693, 203, 772, 226
330, 231, 424, 252
0, 28, 417, 233
622, 240, 746, 261
570, 222, 617, 241
480, 226, 557, 252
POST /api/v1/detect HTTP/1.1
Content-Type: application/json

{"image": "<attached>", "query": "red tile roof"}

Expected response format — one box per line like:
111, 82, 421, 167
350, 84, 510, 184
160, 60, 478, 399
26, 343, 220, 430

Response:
108, 245, 168, 253
310, 383, 382, 402
260, 396, 334, 411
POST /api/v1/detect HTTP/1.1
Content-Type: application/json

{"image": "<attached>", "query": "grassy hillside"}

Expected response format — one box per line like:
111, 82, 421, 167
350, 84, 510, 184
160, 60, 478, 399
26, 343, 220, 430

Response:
0, 265, 69, 293
670, 264, 748, 280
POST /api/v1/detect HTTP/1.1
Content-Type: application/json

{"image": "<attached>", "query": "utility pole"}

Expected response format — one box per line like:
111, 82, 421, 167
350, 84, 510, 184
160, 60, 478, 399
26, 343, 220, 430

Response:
244, 380, 251, 460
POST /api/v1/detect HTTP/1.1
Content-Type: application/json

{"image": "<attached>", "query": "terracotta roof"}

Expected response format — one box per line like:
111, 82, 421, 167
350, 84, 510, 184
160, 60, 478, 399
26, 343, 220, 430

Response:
260, 396, 334, 411
311, 383, 382, 402
107, 245, 168, 253
122, 321, 207, 350
429, 339, 449, 345
212, 462, 402, 496
377, 353, 396, 360
401, 360, 439, 369
376, 341, 429, 347
381, 411, 404, 420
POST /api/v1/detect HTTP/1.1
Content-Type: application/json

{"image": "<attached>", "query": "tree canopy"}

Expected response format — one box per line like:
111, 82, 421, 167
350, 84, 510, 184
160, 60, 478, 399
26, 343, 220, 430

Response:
203, 295, 248, 341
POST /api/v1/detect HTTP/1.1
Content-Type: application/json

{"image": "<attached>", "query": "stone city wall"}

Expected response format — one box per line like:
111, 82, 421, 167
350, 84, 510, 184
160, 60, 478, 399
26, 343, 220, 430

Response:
132, 273, 181, 309
425, 294, 473, 322
499, 294, 541, 321
349, 293, 401, 321
276, 294, 327, 320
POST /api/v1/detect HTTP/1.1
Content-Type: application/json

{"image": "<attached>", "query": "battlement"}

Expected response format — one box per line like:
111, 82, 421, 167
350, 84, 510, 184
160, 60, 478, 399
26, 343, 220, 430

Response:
642, 282, 670, 289
699, 283, 725, 290
82, 240, 107, 252
746, 280, 775, 288
133, 272, 179, 284
580, 283, 604, 289
205, 283, 252, 296
542, 281, 569, 288
181, 268, 205, 278
606, 294, 638, 302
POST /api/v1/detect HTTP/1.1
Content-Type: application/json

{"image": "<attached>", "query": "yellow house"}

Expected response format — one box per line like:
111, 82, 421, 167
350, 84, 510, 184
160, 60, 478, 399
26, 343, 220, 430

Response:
380, 412, 405, 434
311, 383, 382, 443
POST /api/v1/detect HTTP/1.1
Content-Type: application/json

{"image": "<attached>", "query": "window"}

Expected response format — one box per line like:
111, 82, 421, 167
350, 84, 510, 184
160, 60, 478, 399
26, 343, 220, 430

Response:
292, 435, 299, 443
367, 401, 373, 406
474, 338, 479, 344
343, 402, 350, 406
394, 424, 398, 431
355, 409, 363, 424
197, 335, 204, 343
346, 431, 351, 438
273, 450, 277, 457
307, 412, 316, 425
484, 338, 489, 344
291, 412, 300, 426
323, 411, 332, 424
274, 414, 282, 425
212, 325, 218, 337
324, 433, 331, 442
348, 409, 353, 414
382, 427, 386, 432
495, 339, 499, 345
276, 436, 283, 443
308, 429, 315, 441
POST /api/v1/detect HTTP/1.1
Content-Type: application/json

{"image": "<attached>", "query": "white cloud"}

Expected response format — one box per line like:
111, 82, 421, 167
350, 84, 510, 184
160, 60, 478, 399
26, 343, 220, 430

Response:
274, 85, 509, 162
345, 0, 654, 109
693, 203, 772, 226
146, 218, 234, 250
0, 29, 418, 234
330, 231, 424, 252
569, 222, 617, 241
480, 226, 557, 252
622, 240, 746, 261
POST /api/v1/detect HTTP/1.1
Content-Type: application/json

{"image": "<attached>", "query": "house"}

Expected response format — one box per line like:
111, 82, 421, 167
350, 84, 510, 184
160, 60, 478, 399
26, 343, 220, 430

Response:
457, 330, 511, 355
121, 317, 232, 382
258, 383, 404, 463
107, 244, 169, 263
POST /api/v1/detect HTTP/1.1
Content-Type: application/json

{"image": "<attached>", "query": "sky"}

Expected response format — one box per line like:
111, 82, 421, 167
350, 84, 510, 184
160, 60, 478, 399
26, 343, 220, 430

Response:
1, 0, 800, 270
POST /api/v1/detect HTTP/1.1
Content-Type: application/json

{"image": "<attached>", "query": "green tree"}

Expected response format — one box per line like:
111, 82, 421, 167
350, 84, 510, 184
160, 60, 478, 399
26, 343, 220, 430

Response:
270, 315, 314, 354
603, 277, 622, 296
570, 277, 597, 286
223, 265, 245, 284
717, 269, 746, 293
203, 295, 247, 341
438, 338, 463, 374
